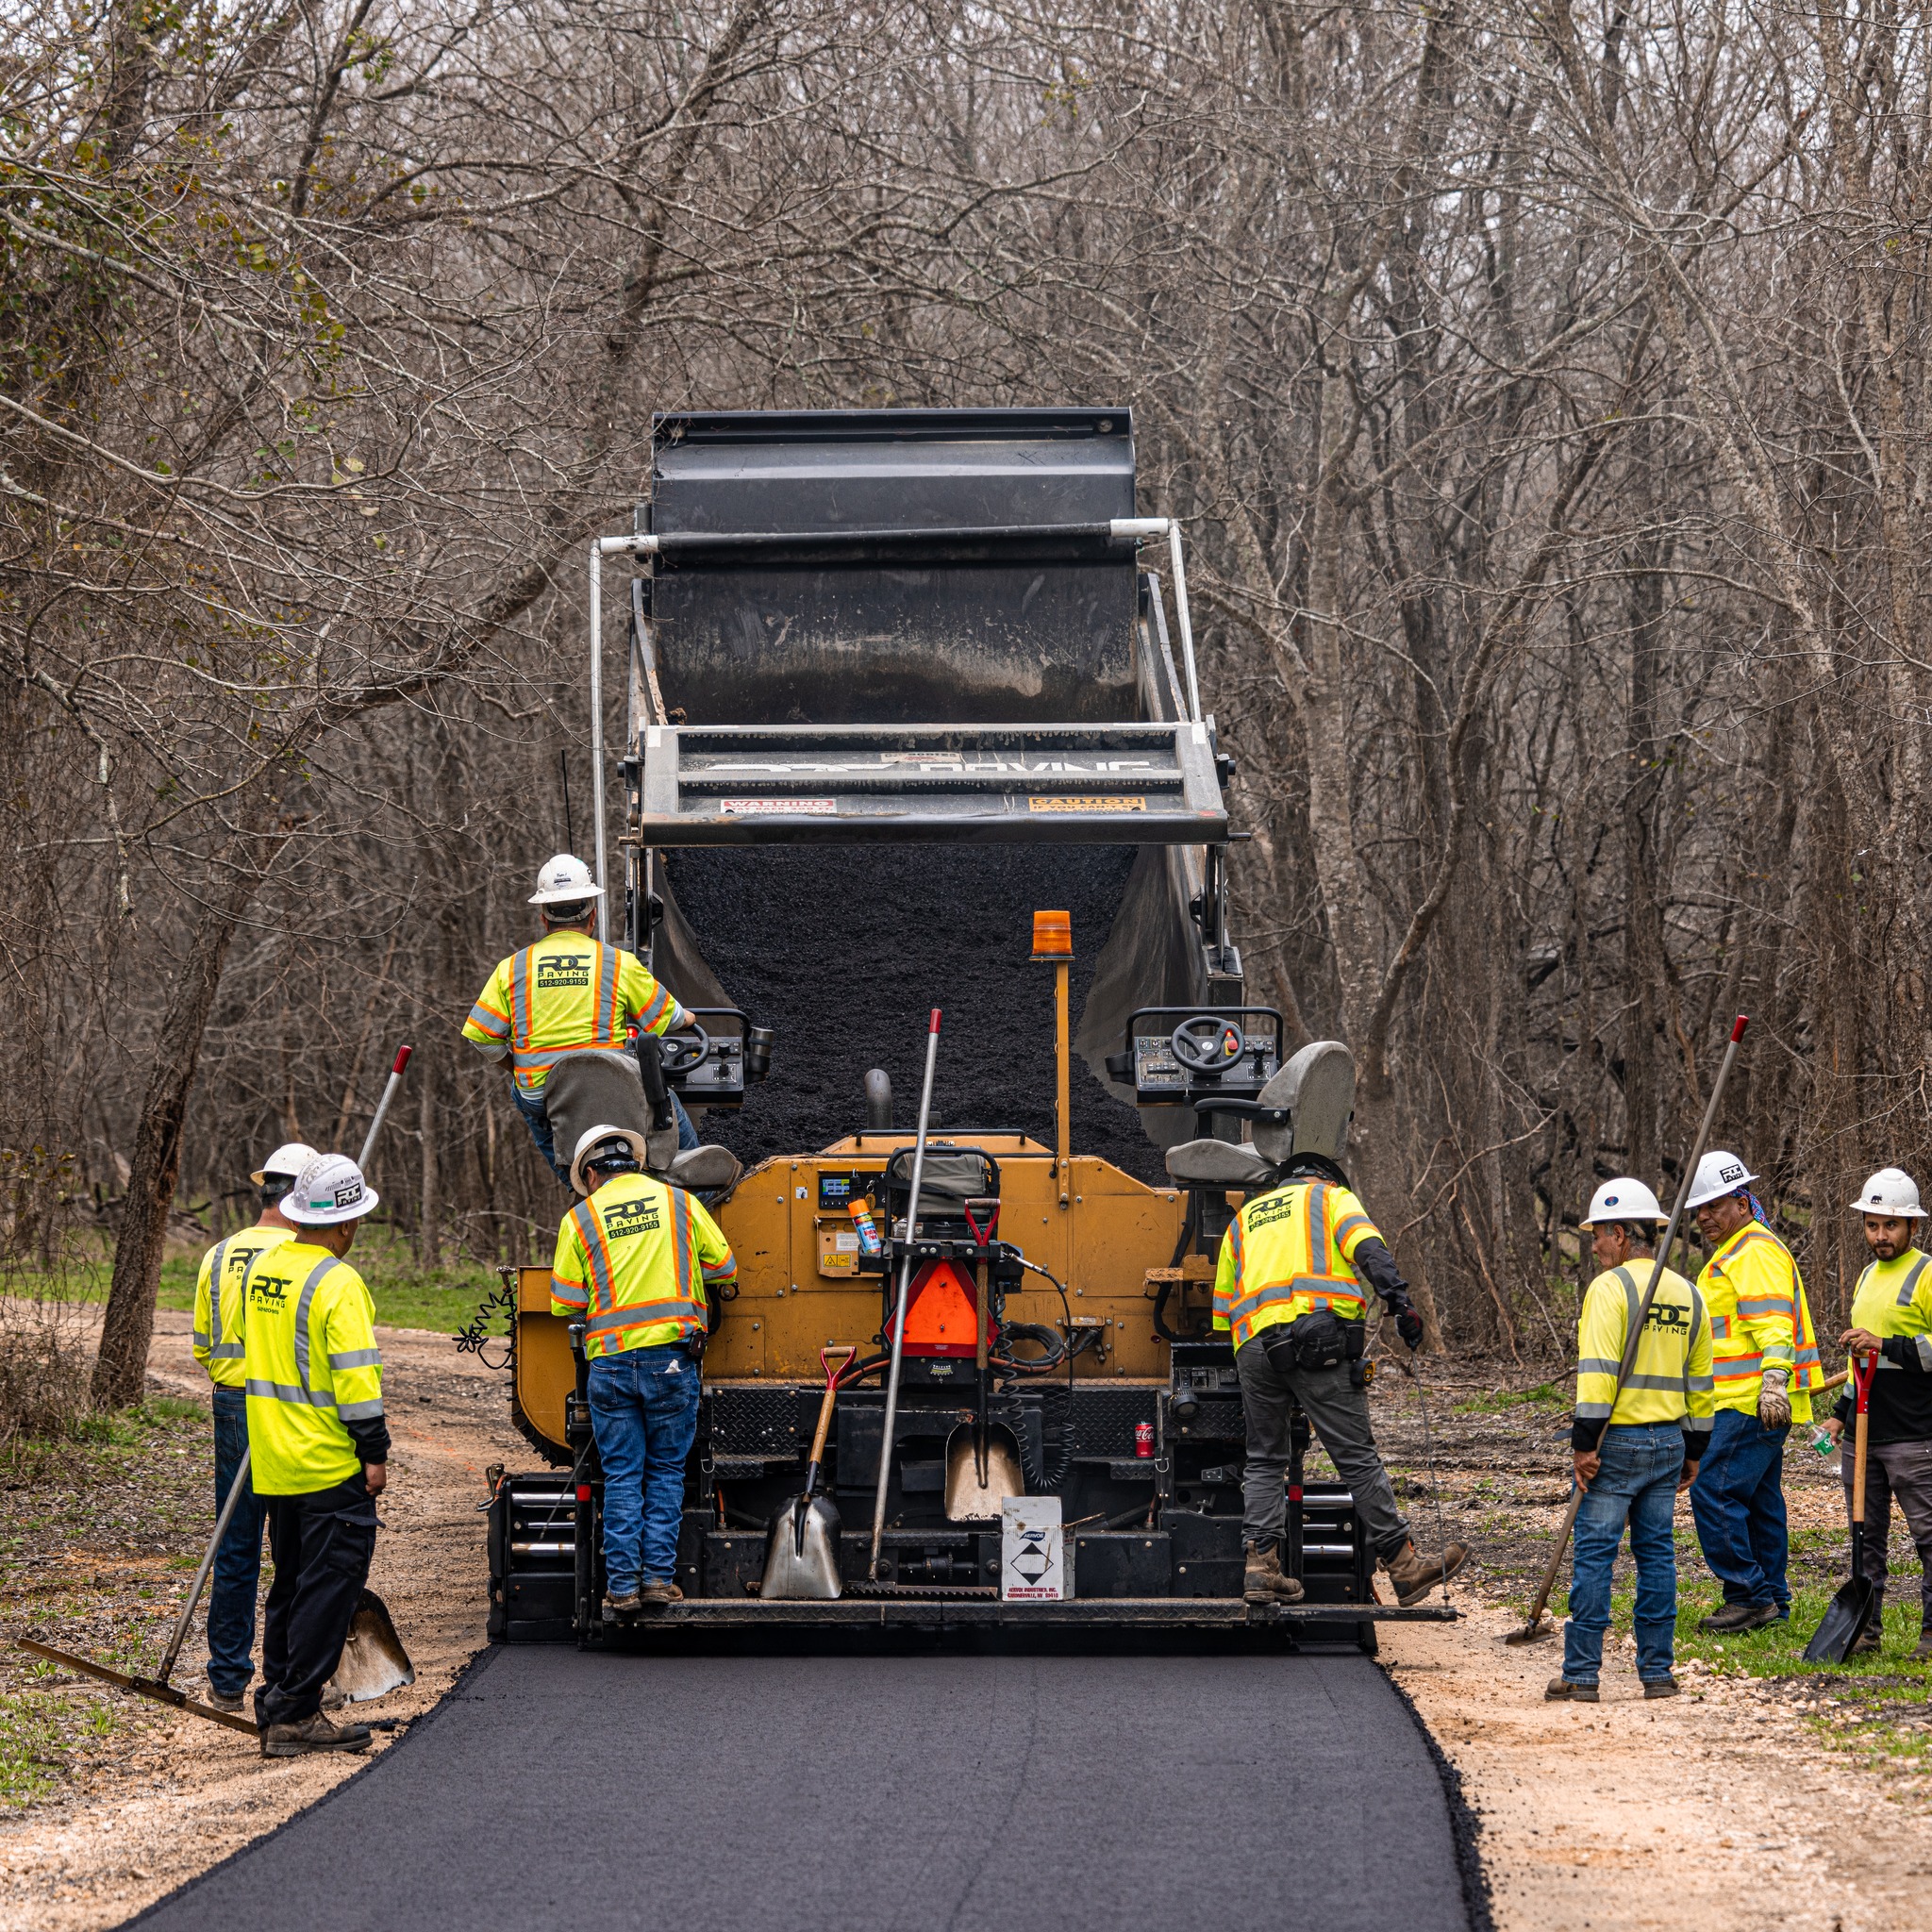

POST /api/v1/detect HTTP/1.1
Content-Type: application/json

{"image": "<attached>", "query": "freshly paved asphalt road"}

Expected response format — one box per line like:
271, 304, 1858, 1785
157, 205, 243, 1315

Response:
134, 1644, 1473, 1932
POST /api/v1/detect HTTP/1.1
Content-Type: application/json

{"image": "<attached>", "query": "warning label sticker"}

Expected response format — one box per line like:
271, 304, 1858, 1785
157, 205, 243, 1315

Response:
719, 798, 837, 816
1027, 795, 1147, 813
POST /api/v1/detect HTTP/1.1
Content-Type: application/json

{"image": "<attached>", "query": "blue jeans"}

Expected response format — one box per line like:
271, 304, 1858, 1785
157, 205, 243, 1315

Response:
588, 1345, 701, 1593
514, 1084, 697, 1185
1689, 1407, 1790, 1611
208, 1388, 268, 1698
1563, 1422, 1684, 1686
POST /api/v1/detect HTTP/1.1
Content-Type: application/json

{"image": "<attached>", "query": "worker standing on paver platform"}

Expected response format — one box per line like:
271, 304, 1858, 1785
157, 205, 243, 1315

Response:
190, 1140, 314, 1715
1547, 1179, 1712, 1704
244, 1153, 390, 1757
552, 1124, 736, 1613
1212, 1155, 1469, 1608
1685, 1149, 1824, 1633
1820, 1167, 1932, 1661
462, 854, 697, 1183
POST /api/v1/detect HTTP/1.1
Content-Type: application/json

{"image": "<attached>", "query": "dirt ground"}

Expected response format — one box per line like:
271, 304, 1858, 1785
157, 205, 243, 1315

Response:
0, 1309, 520, 1930
1372, 1363, 1932, 1932
5, 1327, 1932, 1930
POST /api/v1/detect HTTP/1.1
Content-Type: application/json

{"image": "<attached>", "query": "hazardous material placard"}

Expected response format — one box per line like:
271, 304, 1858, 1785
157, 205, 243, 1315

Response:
1001, 1495, 1065, 1600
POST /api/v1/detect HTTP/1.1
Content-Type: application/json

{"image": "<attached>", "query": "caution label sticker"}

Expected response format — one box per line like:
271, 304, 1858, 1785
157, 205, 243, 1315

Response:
719, 798, 837, 816
1027, 795, 1147, 813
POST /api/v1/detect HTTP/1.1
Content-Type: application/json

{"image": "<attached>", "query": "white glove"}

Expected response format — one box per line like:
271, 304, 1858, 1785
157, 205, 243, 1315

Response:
1757, 1370, 1791, 1430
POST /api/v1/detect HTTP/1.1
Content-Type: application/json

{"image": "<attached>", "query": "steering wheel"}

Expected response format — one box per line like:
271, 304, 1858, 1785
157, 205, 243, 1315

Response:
658, 1024, 710, 1075
1171, 1014, 1247, 1074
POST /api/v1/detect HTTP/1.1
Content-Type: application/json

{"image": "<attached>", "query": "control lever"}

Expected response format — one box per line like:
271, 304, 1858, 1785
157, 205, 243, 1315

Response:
634, 1032, 676, 1134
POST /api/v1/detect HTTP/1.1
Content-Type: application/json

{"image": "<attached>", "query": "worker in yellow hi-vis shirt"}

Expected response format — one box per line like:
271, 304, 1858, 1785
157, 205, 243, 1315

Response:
1684, 1149, 1823, 1634
243, 1153, 389, 1758
1212, 1154, 1468, 1609
552, 1124, 736, 1615
1547, 1180, 1713, 1705
462, 853, 695, 1182
190, 1140, 313, 1714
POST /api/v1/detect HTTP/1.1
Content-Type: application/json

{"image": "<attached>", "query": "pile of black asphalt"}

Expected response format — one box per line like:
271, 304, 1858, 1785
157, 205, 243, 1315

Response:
133, 1644, 1474, 1932
664, 842, 1169, 1185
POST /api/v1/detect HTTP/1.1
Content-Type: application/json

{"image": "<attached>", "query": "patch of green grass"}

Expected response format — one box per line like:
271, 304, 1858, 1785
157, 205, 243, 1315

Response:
0, 1692, 87, 1805
1454, 1382, 1565, 1415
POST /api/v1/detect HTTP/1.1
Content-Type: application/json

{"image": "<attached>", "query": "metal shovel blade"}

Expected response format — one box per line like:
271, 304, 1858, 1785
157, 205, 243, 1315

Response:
759, 1493, 843, 1600
942, 1423, 1024, 1522
326, 1589, 416, 1704
1502, 1616, 1558, 1646
1804, 1574, 1877, 1665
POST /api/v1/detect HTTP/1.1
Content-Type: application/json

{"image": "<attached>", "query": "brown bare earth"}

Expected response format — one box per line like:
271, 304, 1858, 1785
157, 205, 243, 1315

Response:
0, 1309, 519, 1930
5, 1335, 1931, 1930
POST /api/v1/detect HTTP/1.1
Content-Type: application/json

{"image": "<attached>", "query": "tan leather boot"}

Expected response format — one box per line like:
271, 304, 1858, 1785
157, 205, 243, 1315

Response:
1243, 1542, 1306, 1605
1383, 1539, 1471, 1607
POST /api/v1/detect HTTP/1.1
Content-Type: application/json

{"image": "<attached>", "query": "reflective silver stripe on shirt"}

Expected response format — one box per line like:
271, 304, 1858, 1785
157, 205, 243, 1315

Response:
1622, 1373, 1694, 1393
1897, 1255, 1931, 1307
192, 1329, 211, 1349
1575, 1402, 1613, 1418
208, 1342, 245, 1360
245, 1378, 337, 1408
1577, 1357, 1620, 1374
327, 1348, 381, 1370
204, 1237, 232, 1353
336, 1398, 386, 1421
291, 1257, 337, 1395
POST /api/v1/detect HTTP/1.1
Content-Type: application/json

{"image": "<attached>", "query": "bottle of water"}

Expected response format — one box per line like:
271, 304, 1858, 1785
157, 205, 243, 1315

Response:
1811, 1426, 1838, 1457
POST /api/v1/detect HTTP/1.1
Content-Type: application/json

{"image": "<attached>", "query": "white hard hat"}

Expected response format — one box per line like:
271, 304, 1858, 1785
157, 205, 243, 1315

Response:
1686, 1150, 1758, 1211
528, 853, 604, 907
1851, 1166, 1925, 1219
250, 1141, 318, 1188
570, 1124, 648, 1196
282, 1153, 381, 1225
1580, 1178, 1667, 1226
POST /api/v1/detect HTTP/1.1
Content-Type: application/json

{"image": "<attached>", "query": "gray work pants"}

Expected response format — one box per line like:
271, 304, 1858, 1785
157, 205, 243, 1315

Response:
1236, 1337, 1410, 1562
1842, 1434, 1932, 1627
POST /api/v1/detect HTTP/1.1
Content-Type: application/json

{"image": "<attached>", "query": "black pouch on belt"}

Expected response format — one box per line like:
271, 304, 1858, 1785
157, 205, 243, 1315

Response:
1266, 1309, 1367, 1374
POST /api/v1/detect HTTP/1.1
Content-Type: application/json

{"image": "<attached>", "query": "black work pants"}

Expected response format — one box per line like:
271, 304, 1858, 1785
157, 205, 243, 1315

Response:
256, 1475, 376, 1728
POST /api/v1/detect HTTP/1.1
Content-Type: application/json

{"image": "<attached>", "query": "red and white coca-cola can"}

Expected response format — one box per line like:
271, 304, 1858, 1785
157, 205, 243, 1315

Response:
1134, 1421, 1155, 1459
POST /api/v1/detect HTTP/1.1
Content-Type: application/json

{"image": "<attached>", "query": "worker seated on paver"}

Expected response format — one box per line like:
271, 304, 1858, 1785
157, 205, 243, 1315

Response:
551, 1124, 737, 1614
244, 1153, 390, 1757
1821, 1168, 1932, 1662
1547, 1180, 1712, 1705
462, 854, 697, 1184
1209, 1043, 1470, 1608
191, 1140, 314, 1714
1683, 1151, 1823, 1634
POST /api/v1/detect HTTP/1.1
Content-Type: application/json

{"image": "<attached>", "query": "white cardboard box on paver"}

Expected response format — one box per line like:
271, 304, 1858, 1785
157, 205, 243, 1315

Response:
1000, 1495, 1065, 1601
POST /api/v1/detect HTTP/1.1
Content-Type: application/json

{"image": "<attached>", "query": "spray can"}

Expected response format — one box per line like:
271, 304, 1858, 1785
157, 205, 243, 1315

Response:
848, 1197, 883, 1258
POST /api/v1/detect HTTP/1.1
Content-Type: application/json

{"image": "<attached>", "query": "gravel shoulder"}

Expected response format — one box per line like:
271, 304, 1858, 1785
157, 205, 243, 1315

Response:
0, 1309, 521, 1931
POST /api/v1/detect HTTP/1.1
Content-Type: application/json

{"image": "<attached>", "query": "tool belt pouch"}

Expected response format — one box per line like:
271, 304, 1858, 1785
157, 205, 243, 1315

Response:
1276, 1309, 1366, 1374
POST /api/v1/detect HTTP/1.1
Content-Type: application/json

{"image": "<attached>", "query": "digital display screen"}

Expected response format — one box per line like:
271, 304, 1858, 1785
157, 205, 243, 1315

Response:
818, 1174, 854, 1209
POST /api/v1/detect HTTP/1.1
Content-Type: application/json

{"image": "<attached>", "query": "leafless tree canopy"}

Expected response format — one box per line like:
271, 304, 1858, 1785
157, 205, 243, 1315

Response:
6, 0, 1928, 1386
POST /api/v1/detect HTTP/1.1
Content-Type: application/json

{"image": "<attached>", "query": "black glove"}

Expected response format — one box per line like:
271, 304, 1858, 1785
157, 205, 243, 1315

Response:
1384, 1291, 1424, 1352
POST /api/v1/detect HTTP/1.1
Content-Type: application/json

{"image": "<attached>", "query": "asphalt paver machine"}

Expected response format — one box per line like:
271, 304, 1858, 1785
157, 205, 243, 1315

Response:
485, 408, 1454, 1648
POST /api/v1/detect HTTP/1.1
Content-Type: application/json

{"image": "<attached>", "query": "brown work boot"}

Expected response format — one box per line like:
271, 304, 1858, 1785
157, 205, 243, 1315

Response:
1849, 1621, 1884, 1657
1913, 1629, 1932, 1662
638, 1579, 685, 1606
1242, 1542, 1306, 1606
260, 1712, 372, 1759
1384, 1539, 1471, 1607
1545, 1677, 1599, 1703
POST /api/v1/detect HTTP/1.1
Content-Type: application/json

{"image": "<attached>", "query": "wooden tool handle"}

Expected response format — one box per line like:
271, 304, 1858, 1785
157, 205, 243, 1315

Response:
1852, 1353, 1874, 1527
808, 1347, 855, 1464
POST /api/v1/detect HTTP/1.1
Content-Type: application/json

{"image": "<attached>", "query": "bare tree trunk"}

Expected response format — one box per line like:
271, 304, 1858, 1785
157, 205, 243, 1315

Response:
417, 1048, 440, 1269
92, 829, 280, 1407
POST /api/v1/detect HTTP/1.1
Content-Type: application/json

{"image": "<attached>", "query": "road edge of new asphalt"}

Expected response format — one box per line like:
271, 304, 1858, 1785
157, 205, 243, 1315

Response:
119, 1644, 509, 1929
1381, 1665, 1496, 1932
